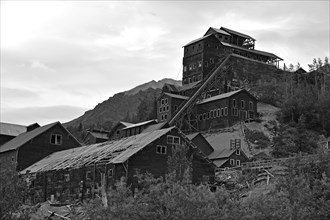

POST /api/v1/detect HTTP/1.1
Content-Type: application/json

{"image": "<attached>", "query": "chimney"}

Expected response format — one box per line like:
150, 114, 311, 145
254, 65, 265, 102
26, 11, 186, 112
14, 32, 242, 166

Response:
27, 123, 40, 132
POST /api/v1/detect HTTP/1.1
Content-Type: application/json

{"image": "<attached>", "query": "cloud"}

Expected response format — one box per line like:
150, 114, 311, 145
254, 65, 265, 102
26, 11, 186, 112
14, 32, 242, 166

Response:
0, 105, 88, 125
31, 60, 56, 73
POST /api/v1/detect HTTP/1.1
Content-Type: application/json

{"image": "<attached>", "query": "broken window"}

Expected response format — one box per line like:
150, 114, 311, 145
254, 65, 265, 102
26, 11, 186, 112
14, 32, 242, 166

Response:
249, 101, 253, 110
230, 159, 235, 166
224, 107, 228, 116
233, 99, 236, 107
86, 171, 92, 180
64, 173, 70, 182
236, 160, 241, 166
108, 169, 113, 178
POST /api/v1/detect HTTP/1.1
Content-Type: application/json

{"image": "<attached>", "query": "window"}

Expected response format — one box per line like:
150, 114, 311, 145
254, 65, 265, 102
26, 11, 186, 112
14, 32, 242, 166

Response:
86, 171, 92, 180
156, 145, 167, 154
233, 99, 236, 107
197, 74, 202, 81
64, 174, 70, 182
203, 113, 206, 120
236, 160, 241, 166
241, 100, 245, 109
224, 107, 228, 116
249, 101, 253, 110
189, 78, 192, 83
210, 58, 214, 64
199, 114, 203, 121
159, 107, 162, 113
217, 109, 220, 117
230, 159, 235, 166
161, 99, 164, 105
166, 105, 169, 111
207, 112, 210, 119
232, 108, 238, 116
165, 98, 168, 104
236, 149, 240, 155
189, 64, 192, 70
161, 115, 164, 121
167, 135, 180, 145
221, 108, 224, 116
108, 169, 113, 178
164, 114, 168, 120
163, 106, 166, 112
198, 61, 202, 67
50, 134, 62, 145
174, 105, 178, 111
193, 76, 196, 82
193, 63, 196, 69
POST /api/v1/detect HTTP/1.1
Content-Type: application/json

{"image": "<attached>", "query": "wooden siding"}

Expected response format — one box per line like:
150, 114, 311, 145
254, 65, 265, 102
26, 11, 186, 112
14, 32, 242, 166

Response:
17, 123, 81, 171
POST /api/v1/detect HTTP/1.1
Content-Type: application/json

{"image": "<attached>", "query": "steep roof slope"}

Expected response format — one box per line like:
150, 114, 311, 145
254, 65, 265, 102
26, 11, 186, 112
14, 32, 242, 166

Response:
22, 127, 175, 173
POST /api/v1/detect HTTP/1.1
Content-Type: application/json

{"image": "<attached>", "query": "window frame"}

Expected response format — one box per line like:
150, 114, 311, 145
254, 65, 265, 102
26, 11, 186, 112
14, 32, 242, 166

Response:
233, 99, 236, 107
236, 160, 241, 166
156, 145, 167, 154
236, 149, 240, 155
230, 159, 235, 166
50, 134, 62, 145
249, 101, 253, 110
224, 107, 228, 116
241, 100, 245, 109
108, 169, 114, 178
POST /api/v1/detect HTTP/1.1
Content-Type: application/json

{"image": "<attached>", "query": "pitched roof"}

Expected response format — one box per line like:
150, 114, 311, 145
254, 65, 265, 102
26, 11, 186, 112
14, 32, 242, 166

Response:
141, 122, 169, 133
88, 131, 108, 140
120, 121, 134, 127
197, 89, 256, 105
220, 41, 283, 60
212, 158, 229, 167
205, 27, 231, 36
179, 80, 201, 91
0, 122, 80, 153
186, 132, 200, 140
122, 119, 157, 130
0, 122, 27, 137
208, 148, 235, 160
183, 34, 214, 47
22, 127, 176, 173
163, 92, 189, 100
220, 27, 256, 41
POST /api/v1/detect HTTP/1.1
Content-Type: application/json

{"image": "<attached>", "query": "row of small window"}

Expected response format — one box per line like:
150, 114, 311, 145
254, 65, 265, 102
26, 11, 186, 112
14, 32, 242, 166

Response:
198, 108, 228, 121
160, 114, 168, 121
183, 58, 215, 72
184, 74, 202, 84
233, 99, 253, 109
159, 105, 169, 113
160, 98, 168, 106
230, 159, 241, 166
156, 135, 181, 155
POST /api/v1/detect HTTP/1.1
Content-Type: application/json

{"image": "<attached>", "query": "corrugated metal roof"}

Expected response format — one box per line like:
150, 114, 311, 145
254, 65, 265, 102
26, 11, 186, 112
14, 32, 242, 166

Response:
197, 89, 244, 105
122, 119, 157, 130
0, 122, 60, 153
220, 42, 283, 60
220, 27, 256, 41
0, 122, 27, 137
163, 92, 189, 100
22, 127, 175, 174
120, 121, 134, 127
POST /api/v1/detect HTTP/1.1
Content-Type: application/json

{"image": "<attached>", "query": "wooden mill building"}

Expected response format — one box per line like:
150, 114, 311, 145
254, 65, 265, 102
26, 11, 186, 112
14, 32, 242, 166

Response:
155, 26, 282, 133
22, 127, 215, 203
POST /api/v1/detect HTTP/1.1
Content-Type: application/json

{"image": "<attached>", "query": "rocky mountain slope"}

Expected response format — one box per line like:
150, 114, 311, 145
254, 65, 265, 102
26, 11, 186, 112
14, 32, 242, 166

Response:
64, 78, 181, 140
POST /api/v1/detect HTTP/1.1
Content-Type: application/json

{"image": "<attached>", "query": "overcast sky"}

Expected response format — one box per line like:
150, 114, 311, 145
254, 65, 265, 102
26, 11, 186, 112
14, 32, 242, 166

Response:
1, 1, 329, 126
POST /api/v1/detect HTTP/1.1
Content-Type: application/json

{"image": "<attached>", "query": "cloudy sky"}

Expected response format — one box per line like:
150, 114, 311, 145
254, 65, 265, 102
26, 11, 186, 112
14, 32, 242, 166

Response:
1, 1, 329, 126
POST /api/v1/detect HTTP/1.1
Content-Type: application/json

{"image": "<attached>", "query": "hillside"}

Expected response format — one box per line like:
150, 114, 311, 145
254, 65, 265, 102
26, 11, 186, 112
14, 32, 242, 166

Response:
64, 78, 181, 140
